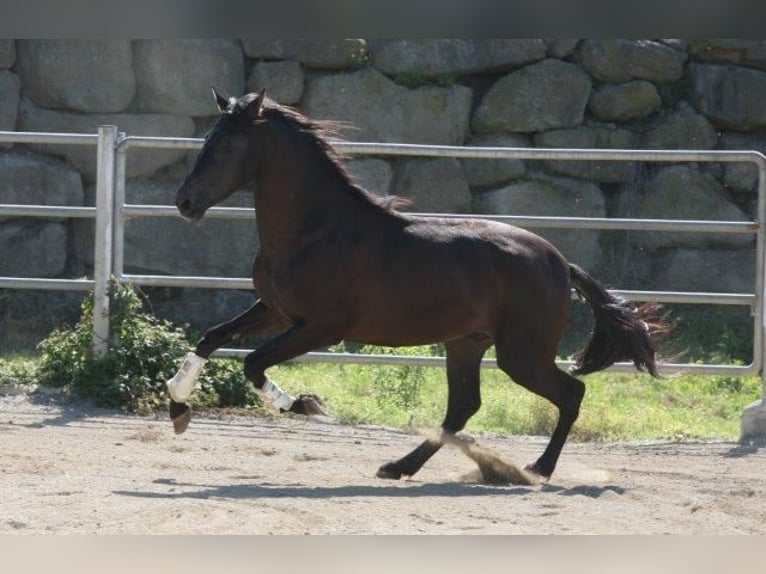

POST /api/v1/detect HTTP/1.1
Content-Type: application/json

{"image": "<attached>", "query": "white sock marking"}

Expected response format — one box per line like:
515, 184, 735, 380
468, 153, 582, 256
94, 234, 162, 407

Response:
166, 352, 208, 403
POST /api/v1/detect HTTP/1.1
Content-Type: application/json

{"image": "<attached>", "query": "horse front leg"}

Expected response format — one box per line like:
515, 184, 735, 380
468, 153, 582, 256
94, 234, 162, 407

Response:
167, 300, 288, 434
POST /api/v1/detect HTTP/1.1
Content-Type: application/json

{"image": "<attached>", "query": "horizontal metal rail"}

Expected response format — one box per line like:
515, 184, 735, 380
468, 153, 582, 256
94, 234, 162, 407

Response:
121, 272, 753, 308
0, 277, 95, 291
338, 143, 765, 165
0, 131, 98, 145
212, 348, 758, 377
122, 205, 253, 220
119, 135, 764, 165
119, 203, 757, 235
122, 274, 252, 290
0, 205, 97, 219
614, 290, 754, 306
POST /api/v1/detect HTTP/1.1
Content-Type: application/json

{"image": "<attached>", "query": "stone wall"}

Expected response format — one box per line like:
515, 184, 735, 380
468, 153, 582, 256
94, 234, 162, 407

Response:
1, 39, 764, 347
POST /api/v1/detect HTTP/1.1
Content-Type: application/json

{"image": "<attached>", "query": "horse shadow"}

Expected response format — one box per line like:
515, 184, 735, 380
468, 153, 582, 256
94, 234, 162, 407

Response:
113, 478, 626, 501
16, 392, 144, 429
724, 440, 765, 458
15, 392, 98, 428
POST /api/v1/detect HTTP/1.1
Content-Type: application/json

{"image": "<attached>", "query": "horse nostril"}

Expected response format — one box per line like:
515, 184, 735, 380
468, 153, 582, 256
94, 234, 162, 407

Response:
177, 198, 193, 214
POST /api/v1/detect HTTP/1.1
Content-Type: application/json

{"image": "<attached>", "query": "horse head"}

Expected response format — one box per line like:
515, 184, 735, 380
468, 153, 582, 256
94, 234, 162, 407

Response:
175, 88, 266, 221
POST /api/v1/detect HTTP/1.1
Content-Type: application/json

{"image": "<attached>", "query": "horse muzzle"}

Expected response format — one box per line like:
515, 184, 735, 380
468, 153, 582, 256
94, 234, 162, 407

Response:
175, 188, 207, 222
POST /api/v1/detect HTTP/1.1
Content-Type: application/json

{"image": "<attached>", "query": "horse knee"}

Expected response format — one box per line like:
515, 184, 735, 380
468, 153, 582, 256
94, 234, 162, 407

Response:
195, 331, 217, 359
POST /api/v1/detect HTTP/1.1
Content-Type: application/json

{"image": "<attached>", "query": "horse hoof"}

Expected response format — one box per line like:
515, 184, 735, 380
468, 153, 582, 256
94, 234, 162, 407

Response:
169, 401, 192, 435
375, 463, 403, 480
286, 394, 328, 416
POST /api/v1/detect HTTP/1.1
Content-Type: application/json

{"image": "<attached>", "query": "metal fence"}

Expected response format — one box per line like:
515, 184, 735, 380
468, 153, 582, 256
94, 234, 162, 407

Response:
113, 135, 766, 379
2, 127, 766, 428
0, 126, 117, 355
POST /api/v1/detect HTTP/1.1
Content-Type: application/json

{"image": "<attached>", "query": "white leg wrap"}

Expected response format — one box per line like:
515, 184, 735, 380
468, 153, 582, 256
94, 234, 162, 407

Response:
167, 352, 208, 403
256, 377, 295, 411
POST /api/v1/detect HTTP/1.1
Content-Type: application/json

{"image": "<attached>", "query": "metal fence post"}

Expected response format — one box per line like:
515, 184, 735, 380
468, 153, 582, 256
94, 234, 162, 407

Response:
741, 153, 766, 441
92, 125, 117, 356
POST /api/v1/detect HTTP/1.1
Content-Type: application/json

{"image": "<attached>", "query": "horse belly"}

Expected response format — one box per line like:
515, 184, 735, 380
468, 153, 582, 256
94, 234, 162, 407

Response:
344, 268, 494, 346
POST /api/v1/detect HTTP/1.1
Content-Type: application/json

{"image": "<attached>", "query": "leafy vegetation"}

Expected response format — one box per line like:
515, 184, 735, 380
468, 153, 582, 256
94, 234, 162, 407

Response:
10, 282, 260, 413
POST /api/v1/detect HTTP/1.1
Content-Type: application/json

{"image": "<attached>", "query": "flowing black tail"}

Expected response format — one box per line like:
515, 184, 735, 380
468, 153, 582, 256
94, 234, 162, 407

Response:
569, 264, 668, 377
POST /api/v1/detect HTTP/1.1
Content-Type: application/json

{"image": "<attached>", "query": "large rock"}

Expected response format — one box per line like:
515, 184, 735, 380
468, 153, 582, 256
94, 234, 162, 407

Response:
578, 39, 686, 83
302, 68, 472, 145
0, 290, 84, 353
0, 151, 83, 221
688, 39, 766, 71
148, 288, 256, 333
242, 39, 367, 69
472, 59, 591, 133
718, 131, 766, 193
0, 40, 15, 69
393, 158, 471, 213
648, 247, 754, 294
121, 181, 257, 278
534, 125, 637, 183
639, 102, 718, 150
370, 39, 545, 75
460, 133, 528, 187
588, 80, 662, 122
15, 40, 135, 112
688, 63, 766, 130
0, 221, 68, 277
133, 40, 244, 116
621, 164, 752, 250
472, 174, 605, 270
0, 71, 20, 135
0, 151, 83, 278
545, 39, 581, 58
347, 158, 394, 196
18, 97, 196, 181
246, 60, 304, 105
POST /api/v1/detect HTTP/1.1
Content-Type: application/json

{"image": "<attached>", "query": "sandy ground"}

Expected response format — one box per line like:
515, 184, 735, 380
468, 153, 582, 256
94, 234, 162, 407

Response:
1, 390, 764, 534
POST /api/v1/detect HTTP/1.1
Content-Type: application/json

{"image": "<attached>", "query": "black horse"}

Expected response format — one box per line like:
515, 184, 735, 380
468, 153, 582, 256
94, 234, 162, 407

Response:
169, 89, 667, 481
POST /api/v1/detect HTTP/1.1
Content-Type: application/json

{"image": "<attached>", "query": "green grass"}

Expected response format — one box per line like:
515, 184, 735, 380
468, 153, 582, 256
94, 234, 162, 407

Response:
270, 357, 761, 442
2, 346, 761, 442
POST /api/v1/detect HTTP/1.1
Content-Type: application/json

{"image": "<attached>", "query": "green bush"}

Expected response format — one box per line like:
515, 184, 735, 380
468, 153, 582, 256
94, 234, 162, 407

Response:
35, 282, 260, 413
0, 356, 37, 388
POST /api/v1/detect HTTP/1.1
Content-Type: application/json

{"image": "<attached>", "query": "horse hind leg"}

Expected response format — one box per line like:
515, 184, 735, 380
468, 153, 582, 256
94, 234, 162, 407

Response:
376, 335, 490, 479
495, 335, 585, 480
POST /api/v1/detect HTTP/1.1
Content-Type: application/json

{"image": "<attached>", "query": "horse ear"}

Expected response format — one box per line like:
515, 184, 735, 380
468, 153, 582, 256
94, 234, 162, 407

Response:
212, 87, 230, 113
244, 89, 266, 120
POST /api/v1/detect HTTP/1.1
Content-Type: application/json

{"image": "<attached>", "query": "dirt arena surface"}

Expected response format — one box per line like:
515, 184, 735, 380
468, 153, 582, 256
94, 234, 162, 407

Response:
1, 391, 764, 534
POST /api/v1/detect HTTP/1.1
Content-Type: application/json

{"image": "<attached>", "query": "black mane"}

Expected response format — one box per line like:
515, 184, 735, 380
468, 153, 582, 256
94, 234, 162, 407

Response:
259, 100, 410, 213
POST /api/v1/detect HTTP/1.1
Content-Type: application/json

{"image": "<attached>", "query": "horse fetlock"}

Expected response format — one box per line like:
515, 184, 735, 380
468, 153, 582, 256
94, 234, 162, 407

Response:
523, 461, 552, 482
167, 352, 207, 402
255, 377, 296, 411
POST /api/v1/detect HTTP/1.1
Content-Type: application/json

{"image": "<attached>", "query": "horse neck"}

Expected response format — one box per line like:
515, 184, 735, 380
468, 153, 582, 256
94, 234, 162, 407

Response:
252, 133, 359, 257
